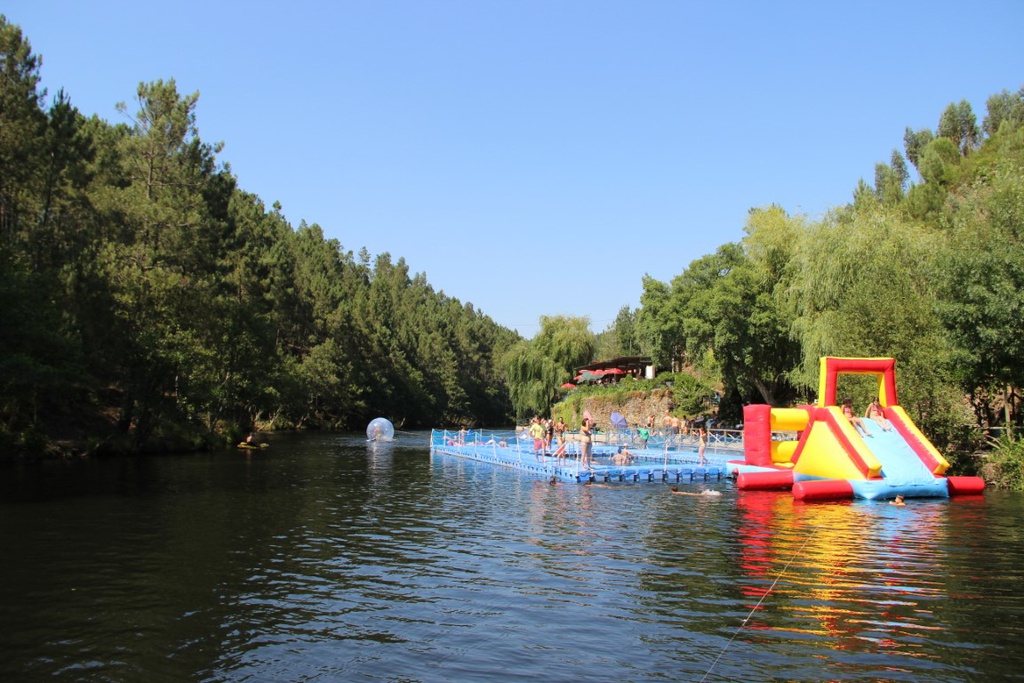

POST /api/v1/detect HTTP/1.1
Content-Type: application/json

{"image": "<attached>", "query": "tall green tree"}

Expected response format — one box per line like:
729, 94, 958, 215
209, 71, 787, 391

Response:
933, 124, 1024, 428
636, 207, 802, 407
595, 305, 638, 360
636, 275, 680, 371
0, 15, 46, 247
903, 126, 934, 172
938, 99, 980, 157
983, 86, 1024, 137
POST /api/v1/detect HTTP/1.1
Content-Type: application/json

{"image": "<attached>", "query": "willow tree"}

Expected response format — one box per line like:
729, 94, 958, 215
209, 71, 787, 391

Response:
782, 206, 960, 437
502, 315, 593, 419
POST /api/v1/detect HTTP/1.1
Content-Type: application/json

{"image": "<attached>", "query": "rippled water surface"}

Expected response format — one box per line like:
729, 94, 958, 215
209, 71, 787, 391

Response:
1, 431, 1023, 682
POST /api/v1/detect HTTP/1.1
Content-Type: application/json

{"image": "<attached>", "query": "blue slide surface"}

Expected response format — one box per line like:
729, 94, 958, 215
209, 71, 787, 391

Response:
860, 420, 937, 487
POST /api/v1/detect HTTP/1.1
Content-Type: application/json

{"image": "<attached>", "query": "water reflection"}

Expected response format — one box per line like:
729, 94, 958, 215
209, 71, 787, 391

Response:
0, 436, 1022, 682
724, 492, 1022, 681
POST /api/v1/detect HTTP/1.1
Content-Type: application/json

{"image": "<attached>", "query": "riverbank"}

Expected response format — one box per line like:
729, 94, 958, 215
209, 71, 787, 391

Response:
4, 402, 222, 460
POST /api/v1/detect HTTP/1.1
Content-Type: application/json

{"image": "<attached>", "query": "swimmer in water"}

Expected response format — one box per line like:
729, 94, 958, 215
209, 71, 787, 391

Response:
670, 485, 722, 497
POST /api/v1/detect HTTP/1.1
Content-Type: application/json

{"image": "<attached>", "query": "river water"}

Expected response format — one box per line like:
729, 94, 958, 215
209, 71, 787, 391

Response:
1, 431, 1022, 682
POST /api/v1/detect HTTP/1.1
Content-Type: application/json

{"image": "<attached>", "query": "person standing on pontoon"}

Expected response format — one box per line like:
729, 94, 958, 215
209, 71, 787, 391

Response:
580, 416, 594, 469
529, 417, 547, 461
554, 417, 567, 446
697, 425, 708, 466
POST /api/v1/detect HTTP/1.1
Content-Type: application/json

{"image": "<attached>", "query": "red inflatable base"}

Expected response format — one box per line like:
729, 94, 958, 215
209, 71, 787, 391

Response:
737, 470, 794, 491
792, 479, 854, 501
947, 476, 986, 496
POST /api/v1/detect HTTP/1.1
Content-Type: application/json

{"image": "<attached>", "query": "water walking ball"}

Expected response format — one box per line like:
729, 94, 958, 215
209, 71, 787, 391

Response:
366, 417, 395, 442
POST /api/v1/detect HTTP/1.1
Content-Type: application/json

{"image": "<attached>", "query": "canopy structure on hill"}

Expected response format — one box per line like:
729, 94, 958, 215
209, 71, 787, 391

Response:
575, 356, 653, 380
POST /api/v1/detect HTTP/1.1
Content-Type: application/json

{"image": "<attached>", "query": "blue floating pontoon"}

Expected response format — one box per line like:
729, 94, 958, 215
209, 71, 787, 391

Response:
430, 428, 733, 484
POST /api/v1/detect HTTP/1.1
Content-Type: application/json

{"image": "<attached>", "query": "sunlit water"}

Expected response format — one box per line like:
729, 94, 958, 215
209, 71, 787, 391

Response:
1, 431, 1022, 682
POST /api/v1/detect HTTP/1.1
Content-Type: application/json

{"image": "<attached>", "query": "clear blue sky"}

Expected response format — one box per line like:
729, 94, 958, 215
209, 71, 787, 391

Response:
8, 1, 1023, 338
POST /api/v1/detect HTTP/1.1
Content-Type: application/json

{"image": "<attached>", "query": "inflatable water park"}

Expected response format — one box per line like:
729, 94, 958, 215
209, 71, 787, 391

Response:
429, 357, 985, 502
735, 357, 985, 501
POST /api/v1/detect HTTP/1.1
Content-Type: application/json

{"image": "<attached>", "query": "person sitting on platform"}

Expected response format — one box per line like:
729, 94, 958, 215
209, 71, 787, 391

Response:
842, 397, 871, 438
866, 397, 893, 432
611, 446, 634, 466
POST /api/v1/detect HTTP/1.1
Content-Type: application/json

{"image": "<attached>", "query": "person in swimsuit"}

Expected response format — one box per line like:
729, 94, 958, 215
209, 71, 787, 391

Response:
580, 417, 593, 469
554, 417, 567, 446
671, 485, 721, 497
611, 446, 634, 465
697, 426, 708, 466
529, 417, 547, 460
866, 397, 892, 431
842, 397, 871, 437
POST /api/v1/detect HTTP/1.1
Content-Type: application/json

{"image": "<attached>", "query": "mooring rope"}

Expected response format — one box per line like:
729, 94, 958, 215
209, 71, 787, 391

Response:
698, 527, 817, 682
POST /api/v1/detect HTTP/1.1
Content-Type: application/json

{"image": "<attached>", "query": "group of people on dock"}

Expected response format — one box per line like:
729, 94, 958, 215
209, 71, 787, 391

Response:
527, 414, 606, 469
524, 411, 712, 470
528, 415, 571, 463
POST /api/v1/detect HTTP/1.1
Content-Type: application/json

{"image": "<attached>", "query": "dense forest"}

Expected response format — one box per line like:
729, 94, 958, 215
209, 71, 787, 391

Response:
0, 17, 519, 455
4, 14, 1024, 476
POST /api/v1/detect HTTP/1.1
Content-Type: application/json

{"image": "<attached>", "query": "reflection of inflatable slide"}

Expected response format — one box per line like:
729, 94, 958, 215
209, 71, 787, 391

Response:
735, 357, 985, 501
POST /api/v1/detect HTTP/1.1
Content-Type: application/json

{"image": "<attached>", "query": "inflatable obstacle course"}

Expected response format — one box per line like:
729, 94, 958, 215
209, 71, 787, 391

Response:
735, 357, 985, 501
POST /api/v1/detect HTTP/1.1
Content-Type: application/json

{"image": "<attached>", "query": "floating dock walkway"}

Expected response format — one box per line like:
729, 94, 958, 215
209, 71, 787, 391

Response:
430, 429, 734, 484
